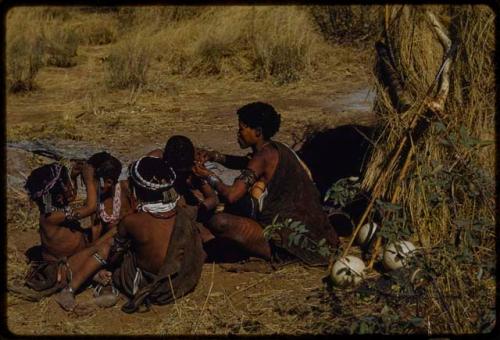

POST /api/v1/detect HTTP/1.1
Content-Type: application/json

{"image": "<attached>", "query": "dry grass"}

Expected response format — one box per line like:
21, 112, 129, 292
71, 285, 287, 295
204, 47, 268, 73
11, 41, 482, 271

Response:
359, 5, 495, 334
104, 31, 154, 89
6, 8, 45, 92
310, 5, 383, 45
132, 6, 336, 84
6, 6, 363, 92
72, 12, 118, 45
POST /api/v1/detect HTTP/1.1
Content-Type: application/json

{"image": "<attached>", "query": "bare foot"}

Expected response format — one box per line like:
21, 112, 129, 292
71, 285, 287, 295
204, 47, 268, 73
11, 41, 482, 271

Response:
93, 285, 119, 308
54, 288, 76, 311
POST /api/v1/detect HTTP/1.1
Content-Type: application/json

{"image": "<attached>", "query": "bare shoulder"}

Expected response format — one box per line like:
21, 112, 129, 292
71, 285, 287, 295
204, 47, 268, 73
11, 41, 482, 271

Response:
119, 180, 130, 193
253, 143, 278, 163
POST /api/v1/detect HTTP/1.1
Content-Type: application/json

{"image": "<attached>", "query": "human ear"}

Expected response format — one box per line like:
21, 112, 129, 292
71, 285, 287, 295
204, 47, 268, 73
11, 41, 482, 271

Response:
105, 178, 114, 189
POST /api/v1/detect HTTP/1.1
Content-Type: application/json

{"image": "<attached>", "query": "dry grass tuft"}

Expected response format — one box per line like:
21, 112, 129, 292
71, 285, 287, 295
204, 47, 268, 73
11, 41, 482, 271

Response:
310, 5, 383, 45
6, 8, 45, 93
104, 31, 154, 89
72, 12, 118, 45
43, 22, 79, 68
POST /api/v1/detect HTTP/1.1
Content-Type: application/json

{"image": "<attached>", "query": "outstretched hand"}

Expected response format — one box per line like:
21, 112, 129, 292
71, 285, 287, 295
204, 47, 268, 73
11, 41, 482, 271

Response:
192, 163, 213, 178
195, 148, 221, 164
195, 148, 211, 163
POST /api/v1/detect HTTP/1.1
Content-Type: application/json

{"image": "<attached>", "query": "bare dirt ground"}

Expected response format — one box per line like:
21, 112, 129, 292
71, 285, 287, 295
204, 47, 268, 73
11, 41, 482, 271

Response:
6, 43, 382, 335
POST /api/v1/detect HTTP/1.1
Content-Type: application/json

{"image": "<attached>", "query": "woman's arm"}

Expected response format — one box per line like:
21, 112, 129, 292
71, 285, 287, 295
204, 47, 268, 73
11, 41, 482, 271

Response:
193, 153, 266, 204
45, 163, 98, 227
197, 180, 219, 210
196, 148, 250, 170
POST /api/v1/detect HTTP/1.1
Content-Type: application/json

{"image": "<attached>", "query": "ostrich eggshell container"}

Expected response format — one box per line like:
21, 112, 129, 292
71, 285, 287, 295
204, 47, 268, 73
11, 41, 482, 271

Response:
331, 255, 366, 287
383, 240, 416, 271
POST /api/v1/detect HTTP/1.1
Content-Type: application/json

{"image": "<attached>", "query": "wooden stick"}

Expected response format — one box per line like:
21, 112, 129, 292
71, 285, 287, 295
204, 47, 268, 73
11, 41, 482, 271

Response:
367, 138, 416, 268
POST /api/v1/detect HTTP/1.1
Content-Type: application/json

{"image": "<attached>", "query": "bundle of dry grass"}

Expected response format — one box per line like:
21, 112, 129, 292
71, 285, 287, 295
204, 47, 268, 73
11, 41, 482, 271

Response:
357, 5, 495, 334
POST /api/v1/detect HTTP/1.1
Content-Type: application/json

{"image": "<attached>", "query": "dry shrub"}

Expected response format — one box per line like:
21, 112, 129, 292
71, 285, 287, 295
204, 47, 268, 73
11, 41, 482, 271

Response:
105, 32, 153, 89
361, 5, 495, 334
43, 23, 79, 67
310, 5, 383, 45
6, 8, 45, 93
150, 6, 328, 85
32, 6, 72, 21
248, 6, 318, 84
72, 13, 118, 45
116, 6, 202, 34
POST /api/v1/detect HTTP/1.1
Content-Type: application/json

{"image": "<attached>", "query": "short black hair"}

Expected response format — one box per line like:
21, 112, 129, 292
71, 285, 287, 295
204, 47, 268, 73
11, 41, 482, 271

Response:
163, 135, 194, 172
24, 163, 69, 212
88, 152, 122, 183
130, 157, 176, 203
237, 102, 281, 139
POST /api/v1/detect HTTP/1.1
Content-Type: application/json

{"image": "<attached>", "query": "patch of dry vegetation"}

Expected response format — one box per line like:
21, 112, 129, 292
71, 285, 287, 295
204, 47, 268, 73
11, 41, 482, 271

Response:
6, 5, 367, 93
359, 5, 495, 334
6, 8, 45, 92
311, 5, 383, 45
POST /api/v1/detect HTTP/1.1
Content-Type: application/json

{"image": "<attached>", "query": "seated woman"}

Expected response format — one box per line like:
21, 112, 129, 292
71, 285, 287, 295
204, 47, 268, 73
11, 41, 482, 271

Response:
86, 151, 136, 286
147, 135, 218, 242
23, 162, 115, 310
193, 102, 340, 265
110, 157, 206, 313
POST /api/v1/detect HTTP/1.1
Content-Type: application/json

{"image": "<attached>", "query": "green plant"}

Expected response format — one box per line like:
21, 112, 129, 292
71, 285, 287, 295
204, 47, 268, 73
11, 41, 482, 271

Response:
264, 215, 333, 258
324, 177, 361, 207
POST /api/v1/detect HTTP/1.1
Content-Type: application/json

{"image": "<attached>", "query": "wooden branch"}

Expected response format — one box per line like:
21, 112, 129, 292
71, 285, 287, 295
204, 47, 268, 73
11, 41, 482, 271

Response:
426, 10, 453, 112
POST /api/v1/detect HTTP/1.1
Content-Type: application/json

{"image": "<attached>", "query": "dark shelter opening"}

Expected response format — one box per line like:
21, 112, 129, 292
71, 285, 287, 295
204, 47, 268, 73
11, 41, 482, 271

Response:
297, 124, 377, 236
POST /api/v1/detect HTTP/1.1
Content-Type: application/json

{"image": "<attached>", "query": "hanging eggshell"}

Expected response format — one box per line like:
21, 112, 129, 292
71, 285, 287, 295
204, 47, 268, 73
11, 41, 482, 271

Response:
355, 222, 378, 246
331, 255, 366, 287
383, 241, 416, 271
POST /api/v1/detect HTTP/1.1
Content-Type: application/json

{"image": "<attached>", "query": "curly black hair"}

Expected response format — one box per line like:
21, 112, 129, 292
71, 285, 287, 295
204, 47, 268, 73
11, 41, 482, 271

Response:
88, 151, 122, 183
236, 102, 281, 139
163, 135, 195, 172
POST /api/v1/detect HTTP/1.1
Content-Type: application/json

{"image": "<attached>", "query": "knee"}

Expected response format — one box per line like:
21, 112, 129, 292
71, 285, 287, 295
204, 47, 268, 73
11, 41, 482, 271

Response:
208, 214, 229, 235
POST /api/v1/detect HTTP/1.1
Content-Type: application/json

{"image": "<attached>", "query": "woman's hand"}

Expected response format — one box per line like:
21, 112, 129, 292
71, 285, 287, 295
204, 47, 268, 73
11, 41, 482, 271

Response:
195, 148, 212, 163
192, 163, 213, 178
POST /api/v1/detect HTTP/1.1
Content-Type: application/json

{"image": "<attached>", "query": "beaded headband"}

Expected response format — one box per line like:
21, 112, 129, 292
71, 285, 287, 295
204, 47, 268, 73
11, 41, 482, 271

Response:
29, 163, 64, 200
129, 157, 176, 191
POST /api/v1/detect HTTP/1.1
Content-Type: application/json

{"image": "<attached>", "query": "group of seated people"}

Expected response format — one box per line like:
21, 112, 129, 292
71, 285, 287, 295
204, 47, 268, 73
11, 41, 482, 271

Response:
22, 102, 340, 313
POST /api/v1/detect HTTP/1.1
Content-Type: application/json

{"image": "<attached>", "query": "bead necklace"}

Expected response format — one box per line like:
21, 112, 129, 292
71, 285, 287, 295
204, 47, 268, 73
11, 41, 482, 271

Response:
99, 183, 121, 224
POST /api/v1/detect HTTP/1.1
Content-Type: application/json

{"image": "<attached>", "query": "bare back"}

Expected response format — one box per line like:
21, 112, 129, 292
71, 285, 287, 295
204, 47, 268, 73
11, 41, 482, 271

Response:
39, 217, 88, 261
119, 211, 176, 274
